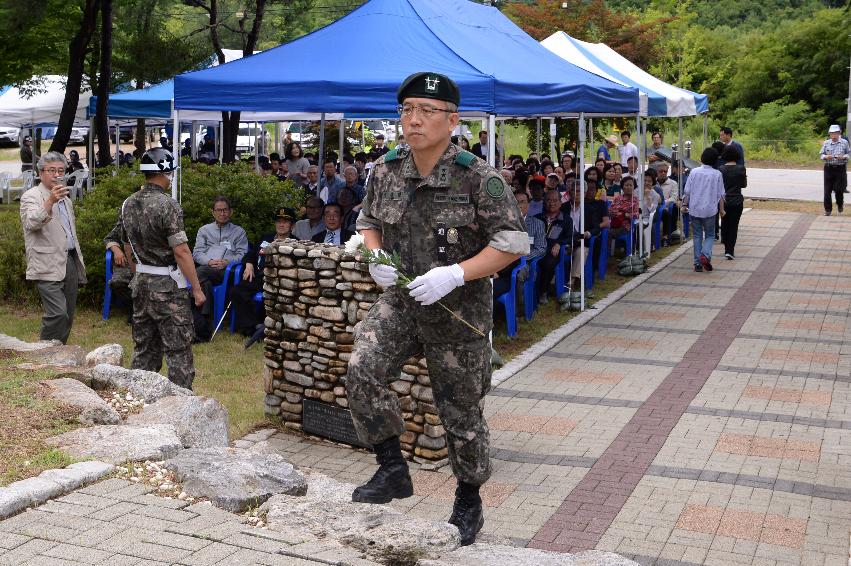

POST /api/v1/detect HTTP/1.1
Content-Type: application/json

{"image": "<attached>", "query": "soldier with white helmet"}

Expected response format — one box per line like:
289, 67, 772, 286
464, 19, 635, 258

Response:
117, 147, 205, 389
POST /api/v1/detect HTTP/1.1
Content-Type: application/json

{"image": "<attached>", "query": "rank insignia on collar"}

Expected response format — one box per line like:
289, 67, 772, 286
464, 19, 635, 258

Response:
438, 165, 449, 185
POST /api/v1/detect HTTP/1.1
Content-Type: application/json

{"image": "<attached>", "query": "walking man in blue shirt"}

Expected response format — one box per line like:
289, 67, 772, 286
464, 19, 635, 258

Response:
683, 148, 725, 272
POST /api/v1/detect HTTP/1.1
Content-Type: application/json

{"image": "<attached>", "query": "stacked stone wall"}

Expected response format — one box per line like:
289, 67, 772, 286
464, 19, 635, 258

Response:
261, 240, 447, 464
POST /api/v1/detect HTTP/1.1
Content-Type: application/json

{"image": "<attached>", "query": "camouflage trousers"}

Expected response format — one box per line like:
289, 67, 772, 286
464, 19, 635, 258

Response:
346, 288, 492, 486
131, 281, 195, 390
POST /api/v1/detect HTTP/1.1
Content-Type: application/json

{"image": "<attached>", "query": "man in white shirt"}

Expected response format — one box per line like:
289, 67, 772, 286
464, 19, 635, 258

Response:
292, 197, 326, 240
618, 130, 639, 168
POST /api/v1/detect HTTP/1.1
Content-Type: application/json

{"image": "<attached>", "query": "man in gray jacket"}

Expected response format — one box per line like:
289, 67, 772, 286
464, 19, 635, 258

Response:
20, 152, 87, 343
192, 196, 248, 319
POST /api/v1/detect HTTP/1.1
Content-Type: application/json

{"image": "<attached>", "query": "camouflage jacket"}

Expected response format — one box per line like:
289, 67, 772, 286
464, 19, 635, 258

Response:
118, 184, 188, 275
356, 143, 528, 335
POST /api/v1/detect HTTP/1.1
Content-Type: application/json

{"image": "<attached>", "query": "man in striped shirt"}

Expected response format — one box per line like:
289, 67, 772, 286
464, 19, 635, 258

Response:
820, 125, 850, 216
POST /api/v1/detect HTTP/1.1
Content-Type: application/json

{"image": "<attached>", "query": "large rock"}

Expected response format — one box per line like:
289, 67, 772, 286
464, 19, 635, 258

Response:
90, 364, 193, 402
22, 344, 85, 367
164, 448, 306, 513
85, 344, 124, 367
45, 424, 182, 464
0, 333, 59, 352
127, 396, 229, 448
261, 472, 459, 560
41, 378, 121, 425
420, 545, 640, 566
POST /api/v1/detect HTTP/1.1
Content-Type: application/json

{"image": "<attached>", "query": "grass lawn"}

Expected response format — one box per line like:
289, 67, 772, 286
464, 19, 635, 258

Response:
0, 302, 271, 447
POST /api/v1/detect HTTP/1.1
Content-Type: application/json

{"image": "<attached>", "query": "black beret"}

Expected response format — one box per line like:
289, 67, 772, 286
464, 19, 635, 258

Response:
274, 207, 296, 222
397, 72, 460, 106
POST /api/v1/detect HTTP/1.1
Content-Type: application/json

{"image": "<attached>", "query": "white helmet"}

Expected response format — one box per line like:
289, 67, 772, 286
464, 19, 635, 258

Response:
139, 147, 177, 172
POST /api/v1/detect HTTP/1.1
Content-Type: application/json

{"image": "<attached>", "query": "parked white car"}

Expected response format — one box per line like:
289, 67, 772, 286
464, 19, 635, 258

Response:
0, 126, 20, 146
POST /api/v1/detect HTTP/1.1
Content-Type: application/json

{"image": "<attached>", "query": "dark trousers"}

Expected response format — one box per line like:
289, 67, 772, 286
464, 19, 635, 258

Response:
195, 265, 226, 316
35, 250, 79, 344
824, 165, 847, 213
231, 279, 263, 335
721, 203, 744, 256
537, 253, 560, 298
662, 204, 679, 239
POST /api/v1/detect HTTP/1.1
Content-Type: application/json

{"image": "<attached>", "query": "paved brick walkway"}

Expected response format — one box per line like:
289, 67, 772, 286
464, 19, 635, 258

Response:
0, 478, 379, 565
263, 210, 851, 566
3, 209, 851, 566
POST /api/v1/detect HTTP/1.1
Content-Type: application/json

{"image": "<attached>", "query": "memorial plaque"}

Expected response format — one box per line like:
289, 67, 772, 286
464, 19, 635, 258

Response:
302, 399, 370, 449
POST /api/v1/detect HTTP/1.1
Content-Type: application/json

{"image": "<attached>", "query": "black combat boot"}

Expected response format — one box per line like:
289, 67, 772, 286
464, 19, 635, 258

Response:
351, 436, 413, 504
448, 481, 484, 546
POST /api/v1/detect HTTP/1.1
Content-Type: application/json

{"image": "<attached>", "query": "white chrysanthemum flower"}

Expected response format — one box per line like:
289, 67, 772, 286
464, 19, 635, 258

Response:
344, 233, 365, 254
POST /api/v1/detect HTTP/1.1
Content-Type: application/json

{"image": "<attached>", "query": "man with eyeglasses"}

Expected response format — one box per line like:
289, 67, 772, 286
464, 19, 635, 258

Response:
346, 72, 528, 546
292, 196, 326, 240
192, 196, 248, 322
20, 152, 87, 344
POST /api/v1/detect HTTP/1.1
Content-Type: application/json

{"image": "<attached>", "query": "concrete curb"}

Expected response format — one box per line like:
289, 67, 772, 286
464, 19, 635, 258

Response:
0, 461, 114, 519
492, 240, 694, 387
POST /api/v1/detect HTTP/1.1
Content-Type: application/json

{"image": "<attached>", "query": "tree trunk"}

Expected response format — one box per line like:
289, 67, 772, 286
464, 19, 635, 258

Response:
95, 0, 113, 166
49, 0, 100, 154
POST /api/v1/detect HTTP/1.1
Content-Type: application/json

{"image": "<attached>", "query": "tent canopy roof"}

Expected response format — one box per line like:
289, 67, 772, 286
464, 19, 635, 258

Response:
174, 0, 639, 117
541, 32, 708, 118
0, 75, 90, 127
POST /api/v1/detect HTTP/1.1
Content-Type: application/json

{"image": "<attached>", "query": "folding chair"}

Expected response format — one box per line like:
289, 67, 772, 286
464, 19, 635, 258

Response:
230, 264, 264, 333
494, 256, 526, 338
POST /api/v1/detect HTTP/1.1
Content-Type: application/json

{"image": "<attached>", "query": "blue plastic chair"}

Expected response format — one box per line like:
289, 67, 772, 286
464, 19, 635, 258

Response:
597, 228, 609, 281
230, 264, 264, 333
102, 249, 115, 320
523, 255, 541, 321
495, 256, 526, 338
651, 209, 663, 251
584, 234, 597, 290
212, 261, 239, 328
613, 224, 634, 257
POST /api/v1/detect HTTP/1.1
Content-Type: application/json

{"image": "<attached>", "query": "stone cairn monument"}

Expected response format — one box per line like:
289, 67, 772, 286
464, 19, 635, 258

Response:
261, 240, 447, 466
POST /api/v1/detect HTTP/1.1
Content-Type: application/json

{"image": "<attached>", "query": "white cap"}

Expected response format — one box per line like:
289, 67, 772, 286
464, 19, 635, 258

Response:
829, 124, 841, 133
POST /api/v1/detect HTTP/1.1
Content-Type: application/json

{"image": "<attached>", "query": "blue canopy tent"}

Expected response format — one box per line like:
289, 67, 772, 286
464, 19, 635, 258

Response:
173, 0, 640, 117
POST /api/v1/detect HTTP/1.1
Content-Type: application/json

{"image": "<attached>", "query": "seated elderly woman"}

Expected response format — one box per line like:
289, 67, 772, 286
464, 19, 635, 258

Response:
609, 176, 640, 254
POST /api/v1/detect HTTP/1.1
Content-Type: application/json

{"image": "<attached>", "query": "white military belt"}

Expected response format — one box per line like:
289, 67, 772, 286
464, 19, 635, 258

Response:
135, 264, 171, 275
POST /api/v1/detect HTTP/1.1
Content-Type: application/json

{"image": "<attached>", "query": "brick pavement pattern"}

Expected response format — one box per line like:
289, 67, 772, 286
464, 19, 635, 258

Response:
4, 210, 851, 566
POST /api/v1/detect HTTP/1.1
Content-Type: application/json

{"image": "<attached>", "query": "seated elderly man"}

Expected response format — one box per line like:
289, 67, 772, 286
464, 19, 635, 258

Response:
292, 196, 326, 240
492, 189, 545, 311
342, 165, 365, 203
192, 196, 248, 320
535, 190, 578, 304
656, 162, 680, 245
311, 202, 355, 245
319, 161, 346, 204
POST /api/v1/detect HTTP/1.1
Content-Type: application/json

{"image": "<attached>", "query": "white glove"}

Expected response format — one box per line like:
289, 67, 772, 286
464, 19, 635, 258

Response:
368, 250, 398, 289
407, 264, 465, 306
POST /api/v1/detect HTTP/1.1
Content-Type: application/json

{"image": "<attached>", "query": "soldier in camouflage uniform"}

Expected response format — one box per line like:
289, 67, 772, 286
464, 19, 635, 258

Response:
117, 148, 205, 389
347, 72, 529, 546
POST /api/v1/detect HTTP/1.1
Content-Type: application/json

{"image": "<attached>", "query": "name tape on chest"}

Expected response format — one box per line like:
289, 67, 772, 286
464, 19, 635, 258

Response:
433, 193, 470, 204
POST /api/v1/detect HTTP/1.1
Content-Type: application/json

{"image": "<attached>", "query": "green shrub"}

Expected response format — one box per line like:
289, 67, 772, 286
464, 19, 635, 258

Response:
3, 162, 305, 308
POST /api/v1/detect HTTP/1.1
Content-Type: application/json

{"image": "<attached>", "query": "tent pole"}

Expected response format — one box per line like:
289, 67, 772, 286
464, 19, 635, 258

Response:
87, 116, 94, 192
536, 118, 541, 156
579, 113, 586, 311
218, 122, 223, 162
636, 113, 644, 257
588, 118, 593, 163
274, 122, 280, 154
339, 119, 345, 170
172, 109, 179, 200
319, 113, 326, 169
361, 121, 365, 151
499, 119, 504, 165
254, 122, 259, 171
191, 120, 198, 161
114, 122, 120, 172
703, 113, 708, 151
487, 115, 496, 166
549, 118, 555, 158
